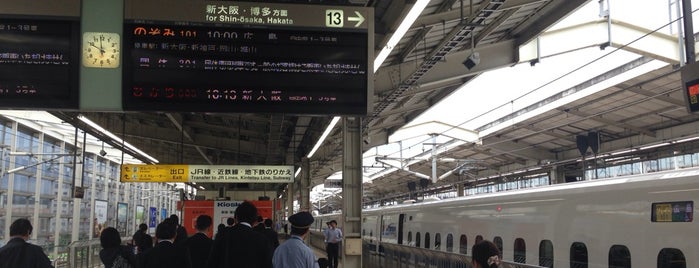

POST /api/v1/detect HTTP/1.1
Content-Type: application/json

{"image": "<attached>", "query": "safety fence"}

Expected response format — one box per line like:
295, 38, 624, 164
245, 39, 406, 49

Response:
363, 242, 547, 268
51, 237, 132, 268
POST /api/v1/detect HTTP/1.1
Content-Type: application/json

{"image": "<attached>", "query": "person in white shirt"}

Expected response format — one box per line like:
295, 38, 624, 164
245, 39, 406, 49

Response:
322, 220, 342, 268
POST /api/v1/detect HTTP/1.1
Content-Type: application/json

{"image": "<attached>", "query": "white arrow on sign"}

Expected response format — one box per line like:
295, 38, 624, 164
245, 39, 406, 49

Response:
348, 11, 365, 27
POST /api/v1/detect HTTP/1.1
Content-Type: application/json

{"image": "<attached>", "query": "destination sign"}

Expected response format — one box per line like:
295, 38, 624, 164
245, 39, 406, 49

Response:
121, 164, 294, 183
651, 201, 693, 222
125, 0, 369, 29
123, 0, 372, 115
0, 0, 80, 110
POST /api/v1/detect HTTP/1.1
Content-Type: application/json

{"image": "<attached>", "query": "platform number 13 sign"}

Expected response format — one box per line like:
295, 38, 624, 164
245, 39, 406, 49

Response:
326, 10, 344, 27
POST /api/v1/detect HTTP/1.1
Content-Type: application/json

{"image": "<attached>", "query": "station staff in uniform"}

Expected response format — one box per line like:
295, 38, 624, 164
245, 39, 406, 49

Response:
323, 220, 342, 268
272, 211, 320, 268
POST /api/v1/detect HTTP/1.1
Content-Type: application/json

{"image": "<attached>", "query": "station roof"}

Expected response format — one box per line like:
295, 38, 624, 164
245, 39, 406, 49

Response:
43, 0, 699, 202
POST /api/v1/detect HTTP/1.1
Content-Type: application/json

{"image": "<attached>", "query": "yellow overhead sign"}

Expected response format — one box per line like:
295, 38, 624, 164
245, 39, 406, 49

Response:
121, 164, 294, 183
121, 164, 189, 182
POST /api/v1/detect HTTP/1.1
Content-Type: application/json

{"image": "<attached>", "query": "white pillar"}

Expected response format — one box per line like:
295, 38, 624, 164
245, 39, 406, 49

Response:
4, 121, 18, 242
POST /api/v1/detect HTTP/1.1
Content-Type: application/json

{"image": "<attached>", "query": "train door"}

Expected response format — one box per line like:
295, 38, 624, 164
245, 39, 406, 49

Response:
398, 214, 405, 244
380, 214, 398, 244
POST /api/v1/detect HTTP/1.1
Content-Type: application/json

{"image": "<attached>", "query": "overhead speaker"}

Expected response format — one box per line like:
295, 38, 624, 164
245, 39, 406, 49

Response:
419, 178, 430, 189
576, 135, 589, 156
588, 131, 600, 154
407, 181, 417, 191
462, 52, 480, 70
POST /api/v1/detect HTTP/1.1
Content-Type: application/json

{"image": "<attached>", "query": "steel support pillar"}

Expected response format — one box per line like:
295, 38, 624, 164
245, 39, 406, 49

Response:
286, 182, 294, 223
300, 157, 311, 212
341, 117, 362, 268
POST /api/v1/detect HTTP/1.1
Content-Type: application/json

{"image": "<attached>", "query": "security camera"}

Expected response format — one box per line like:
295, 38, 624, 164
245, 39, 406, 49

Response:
99, 149, 107, 157
363, 136, 370, 145
462, 52, 480, 70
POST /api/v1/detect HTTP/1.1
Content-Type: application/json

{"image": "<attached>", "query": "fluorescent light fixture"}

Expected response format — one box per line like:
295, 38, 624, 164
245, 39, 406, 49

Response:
295, 167, 301, 178
307, 116, 340, 158
78, 115, 159, 163
676, 136, 699, 143
373, 0, 430, 72
639, 142, 670, 150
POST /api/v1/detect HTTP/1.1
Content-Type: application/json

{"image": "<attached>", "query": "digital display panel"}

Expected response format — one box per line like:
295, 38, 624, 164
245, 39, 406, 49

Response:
123, 0, 372, 115
0, 18, 80, 109
651, 201, 693, 222
684, 79, 699, 113
123, 22, 367, 114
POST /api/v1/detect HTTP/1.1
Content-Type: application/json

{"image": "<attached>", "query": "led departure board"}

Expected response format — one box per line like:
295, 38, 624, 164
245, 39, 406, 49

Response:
681, 62, 699, 113
0, 17, 80, 109
123, 0, 373, 115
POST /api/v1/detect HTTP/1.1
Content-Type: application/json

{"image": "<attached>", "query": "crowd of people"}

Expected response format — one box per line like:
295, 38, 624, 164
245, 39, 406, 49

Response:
0, 202, 505, 268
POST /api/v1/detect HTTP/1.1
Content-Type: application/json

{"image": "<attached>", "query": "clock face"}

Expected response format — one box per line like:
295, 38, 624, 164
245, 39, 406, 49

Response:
82, 32, 120, 68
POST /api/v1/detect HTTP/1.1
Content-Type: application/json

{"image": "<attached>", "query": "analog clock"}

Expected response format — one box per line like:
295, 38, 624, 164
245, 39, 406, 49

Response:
82, 32, 120, 68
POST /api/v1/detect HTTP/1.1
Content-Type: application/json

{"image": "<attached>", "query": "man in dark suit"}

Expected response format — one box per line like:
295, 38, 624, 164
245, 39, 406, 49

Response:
207, 201, 273, 268
261, 218, 280, 251
170, 214, 189, 245
0, 218, 53, 268
254, 216, 266, 232
139, 220, 192, 268
184, 215, 213, 266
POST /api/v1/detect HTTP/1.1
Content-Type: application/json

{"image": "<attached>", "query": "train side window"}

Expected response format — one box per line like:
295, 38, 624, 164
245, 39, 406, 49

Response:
475, 235, 483, 245
609, 244, 630, 268
416, 232, 421, 248
459, 235, 468, 254
435, 233, 441, 250
539, 240, 554, 268
425, 232, 431, 249
408, 231, 412, 245
514, 238, 526, 263
570, 242, 588, 268
657, 248, 685, 268
446, 234, 453, 252
493, 236, 503, 253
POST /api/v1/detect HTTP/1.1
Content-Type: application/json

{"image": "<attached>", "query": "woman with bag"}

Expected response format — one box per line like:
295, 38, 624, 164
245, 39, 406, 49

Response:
100, 227, 137, 268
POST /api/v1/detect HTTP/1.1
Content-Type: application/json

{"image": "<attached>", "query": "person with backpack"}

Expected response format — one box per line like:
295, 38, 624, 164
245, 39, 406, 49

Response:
100, 227, 137, 268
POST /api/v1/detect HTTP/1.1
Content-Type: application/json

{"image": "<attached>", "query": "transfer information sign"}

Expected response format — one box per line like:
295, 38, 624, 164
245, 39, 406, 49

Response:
121, 164, 294, 183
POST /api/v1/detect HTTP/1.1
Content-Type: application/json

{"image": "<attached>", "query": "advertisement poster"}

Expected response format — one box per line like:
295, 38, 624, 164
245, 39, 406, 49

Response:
117, 202, 128, 235
181, 200, 215, 237
136, 205, 145, 225
161, 208, 168, 221
149, 207, 158, 228
93, 199, 108, 238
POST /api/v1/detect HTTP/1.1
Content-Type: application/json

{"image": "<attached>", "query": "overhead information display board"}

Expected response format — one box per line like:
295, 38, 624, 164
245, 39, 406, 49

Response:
121, 164, 294, 183
0, 0, 81, 110
681, 62, 699, 113
123, 0, 373, 115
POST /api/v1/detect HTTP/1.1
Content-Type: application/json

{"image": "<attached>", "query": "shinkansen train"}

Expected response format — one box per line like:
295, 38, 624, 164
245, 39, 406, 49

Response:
313, 167, 699, 267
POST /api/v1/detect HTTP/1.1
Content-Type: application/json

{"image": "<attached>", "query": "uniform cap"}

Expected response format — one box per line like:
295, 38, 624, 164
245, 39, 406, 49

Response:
288, 211, 314, 228
329, 220, 337, 225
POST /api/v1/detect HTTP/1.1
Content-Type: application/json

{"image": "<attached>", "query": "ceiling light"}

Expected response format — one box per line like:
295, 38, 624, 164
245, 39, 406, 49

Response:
307, 116, 340, 158
374, 0, 430, 72
78, 115, 159, 163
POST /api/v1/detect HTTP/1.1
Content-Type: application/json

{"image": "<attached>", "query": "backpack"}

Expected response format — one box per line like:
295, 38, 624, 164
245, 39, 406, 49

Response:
111, 254, 134, 268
